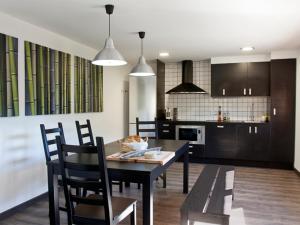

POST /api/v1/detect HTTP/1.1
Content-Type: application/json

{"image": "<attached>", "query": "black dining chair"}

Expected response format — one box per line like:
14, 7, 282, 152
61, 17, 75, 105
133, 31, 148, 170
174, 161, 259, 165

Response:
40, 122, 66, 162
40, 123, 68, 212
56, 136, 137, 225
136, 117, 167, 188
75, 119, 123, 193
136, 117, 158, 139
75, 119, 95, 146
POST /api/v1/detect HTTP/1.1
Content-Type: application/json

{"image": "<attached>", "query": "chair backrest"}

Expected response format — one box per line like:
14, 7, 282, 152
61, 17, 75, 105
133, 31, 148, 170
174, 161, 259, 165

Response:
56, 136, 113, 224
136, 117, 158, 139
40, 123, 66, 162
75, 120, 95, 146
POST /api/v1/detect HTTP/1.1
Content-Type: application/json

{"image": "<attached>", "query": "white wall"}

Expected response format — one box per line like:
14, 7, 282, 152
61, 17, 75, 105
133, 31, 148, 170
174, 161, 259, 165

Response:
0, 12, 131, 212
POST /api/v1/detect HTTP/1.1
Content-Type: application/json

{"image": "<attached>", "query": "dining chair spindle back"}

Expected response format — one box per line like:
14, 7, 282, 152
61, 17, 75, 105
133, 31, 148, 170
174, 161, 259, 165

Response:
56, 136, 137, 225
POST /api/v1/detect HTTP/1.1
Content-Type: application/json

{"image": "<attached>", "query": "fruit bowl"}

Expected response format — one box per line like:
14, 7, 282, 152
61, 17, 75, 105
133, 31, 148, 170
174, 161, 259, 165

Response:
124, 141, 148, 151
121, 135, 148, 152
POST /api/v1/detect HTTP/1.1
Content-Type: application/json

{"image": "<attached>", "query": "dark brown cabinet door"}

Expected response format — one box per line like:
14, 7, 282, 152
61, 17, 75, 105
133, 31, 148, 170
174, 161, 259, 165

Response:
156, 60, 166, 119
237, 124, 270, 161
247, 62, 270, 96
157, 121, 175, 139
252, 124, 270, 161
270, 59, 296, 165
211, 63, 247, 97
188, 144, 205, 159
236, 125, 253, 160
205, 123, 238, 159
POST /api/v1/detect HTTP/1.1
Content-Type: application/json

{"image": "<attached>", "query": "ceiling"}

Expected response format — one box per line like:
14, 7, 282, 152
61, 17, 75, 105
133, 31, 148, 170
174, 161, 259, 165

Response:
1, 0, 300, 63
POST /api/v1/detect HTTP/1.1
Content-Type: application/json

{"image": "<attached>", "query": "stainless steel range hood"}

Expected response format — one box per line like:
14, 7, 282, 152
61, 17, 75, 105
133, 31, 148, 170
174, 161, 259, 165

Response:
166, 60, 207, 94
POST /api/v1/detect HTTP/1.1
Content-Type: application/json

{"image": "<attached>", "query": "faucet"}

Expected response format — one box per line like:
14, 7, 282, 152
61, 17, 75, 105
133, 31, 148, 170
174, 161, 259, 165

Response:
250, 103, 254, 121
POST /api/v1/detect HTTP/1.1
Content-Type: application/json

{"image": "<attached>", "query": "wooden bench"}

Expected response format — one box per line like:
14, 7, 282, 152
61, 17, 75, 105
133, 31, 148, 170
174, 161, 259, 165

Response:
181, 165, 235, 225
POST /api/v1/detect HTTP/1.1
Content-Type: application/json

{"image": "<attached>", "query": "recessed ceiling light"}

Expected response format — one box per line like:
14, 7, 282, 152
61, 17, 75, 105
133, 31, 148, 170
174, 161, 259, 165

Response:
241, 46, 255, 52
159, 52, 169, 57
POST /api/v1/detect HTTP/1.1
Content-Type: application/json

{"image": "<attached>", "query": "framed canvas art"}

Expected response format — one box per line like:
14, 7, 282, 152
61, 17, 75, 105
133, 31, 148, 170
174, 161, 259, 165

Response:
25, 41, 71, 115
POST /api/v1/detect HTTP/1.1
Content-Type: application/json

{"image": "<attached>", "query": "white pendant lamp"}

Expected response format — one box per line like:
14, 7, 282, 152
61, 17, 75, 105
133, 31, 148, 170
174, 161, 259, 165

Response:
92, 4, 127, 66
129, 32, 155, 76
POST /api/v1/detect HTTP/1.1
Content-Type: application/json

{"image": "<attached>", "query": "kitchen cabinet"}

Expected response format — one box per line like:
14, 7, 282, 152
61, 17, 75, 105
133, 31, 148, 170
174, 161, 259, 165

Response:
211, 62, 270, 97
237, 124, 270, 161
156, 60, 166, 119
205, 123, 238, 159
270, 59, 296, 165
157, 121, 175, 139
188, 144, 205, 160
211, 63, 247, 96
247, 62, 270, 96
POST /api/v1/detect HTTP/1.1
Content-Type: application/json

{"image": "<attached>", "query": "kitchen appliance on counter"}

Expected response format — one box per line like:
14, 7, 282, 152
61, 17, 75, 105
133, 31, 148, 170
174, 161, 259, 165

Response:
176, 125, 205, 145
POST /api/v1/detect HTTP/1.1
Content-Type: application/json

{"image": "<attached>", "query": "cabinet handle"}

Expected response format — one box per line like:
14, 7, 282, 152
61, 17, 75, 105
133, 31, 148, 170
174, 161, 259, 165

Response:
189, 145, 193, 148
254, 126, 257, 134
217, 125, 224, 128
222, 89, 226, 96
273, 108, 277, 116
188, 152, 193, 155
249, 88, 252, 96
162, 130, 169, 133
249, 126, 252, 134
162, 124, 169, 127
243, 88, 247, 95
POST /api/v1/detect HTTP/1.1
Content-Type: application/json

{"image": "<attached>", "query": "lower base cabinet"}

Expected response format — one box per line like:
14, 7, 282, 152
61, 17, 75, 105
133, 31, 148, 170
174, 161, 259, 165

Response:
188, 144, 205, 159
158, 120, 292, 168
237, 124, 270, 161
205, 124, 238, 159
205, 123, 270, 162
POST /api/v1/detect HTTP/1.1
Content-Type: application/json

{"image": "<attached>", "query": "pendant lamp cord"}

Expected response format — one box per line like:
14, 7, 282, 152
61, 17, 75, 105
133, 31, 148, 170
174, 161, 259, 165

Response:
141, 38, 143, 56
108, 14, 111, 37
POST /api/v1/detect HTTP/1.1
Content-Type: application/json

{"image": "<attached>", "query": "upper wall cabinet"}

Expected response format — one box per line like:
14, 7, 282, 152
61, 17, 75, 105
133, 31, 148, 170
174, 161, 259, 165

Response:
211, 63, 247, 97
211, 62, 270, 97
247, 62, 270, 96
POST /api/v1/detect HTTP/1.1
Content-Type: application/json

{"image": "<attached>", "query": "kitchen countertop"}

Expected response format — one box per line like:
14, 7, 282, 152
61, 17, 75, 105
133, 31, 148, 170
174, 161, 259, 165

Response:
158, 120, 270, 125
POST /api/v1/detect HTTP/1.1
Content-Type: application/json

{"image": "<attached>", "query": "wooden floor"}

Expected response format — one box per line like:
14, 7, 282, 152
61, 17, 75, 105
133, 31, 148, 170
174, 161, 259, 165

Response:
1, 163, 300, 225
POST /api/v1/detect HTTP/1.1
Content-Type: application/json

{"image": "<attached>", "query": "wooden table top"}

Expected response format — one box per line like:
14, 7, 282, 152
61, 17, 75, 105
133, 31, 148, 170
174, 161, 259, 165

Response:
51, 139, 188, 173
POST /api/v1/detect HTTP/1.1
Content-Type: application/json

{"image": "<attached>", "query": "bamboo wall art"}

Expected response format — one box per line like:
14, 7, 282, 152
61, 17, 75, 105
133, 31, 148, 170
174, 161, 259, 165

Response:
74, 56, 103, 113
25, 41, 71, 115
0, 33, 19, 117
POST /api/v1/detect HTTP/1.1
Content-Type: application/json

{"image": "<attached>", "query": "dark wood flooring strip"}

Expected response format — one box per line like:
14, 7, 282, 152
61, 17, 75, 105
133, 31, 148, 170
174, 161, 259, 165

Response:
0, 193, 47, 221
0, 163, 300, 225
295, 167, 300, 177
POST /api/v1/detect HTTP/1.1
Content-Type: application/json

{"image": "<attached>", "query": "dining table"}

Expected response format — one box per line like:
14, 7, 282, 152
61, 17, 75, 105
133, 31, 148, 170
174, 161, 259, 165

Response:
47, 138, 189, 225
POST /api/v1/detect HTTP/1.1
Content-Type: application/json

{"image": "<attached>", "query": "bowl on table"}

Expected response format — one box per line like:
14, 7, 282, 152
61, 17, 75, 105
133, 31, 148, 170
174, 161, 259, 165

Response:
121, 135, 149, 152
125, 141, 148, 151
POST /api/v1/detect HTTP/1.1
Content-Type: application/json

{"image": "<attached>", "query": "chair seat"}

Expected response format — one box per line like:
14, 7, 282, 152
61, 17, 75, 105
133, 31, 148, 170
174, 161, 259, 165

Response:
74, 194, 136, 222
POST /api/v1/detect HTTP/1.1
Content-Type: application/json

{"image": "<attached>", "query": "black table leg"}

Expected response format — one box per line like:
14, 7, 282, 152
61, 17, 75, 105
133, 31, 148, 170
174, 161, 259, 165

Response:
47, 165, 60, 225
183, 149, 189, 194
142, 176, 153, 225
162, 172, 167, 188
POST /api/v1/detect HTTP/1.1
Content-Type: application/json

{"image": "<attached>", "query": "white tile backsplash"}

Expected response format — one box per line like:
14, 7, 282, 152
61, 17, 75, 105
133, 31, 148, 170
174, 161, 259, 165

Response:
165, 60, 270, 121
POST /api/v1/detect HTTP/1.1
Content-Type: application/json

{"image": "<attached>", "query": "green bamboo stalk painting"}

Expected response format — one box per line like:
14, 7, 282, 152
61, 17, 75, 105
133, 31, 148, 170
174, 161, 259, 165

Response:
74, 56, 103, 113
0, 33, 18, 117
25, 41, 71, 115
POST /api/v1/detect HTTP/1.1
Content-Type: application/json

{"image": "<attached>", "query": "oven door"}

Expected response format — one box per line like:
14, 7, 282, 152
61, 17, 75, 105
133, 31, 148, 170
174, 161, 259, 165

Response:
176, 126, 202, 145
